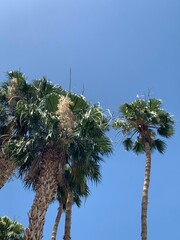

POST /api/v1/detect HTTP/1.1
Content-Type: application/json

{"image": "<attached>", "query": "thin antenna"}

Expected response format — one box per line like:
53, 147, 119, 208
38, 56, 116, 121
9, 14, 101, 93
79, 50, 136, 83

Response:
69, 67, 72, 92
82, 84, 85, 95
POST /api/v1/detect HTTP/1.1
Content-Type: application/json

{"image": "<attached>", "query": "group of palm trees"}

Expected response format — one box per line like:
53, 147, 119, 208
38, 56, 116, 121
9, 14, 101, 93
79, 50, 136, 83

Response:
0, 71, 174, 240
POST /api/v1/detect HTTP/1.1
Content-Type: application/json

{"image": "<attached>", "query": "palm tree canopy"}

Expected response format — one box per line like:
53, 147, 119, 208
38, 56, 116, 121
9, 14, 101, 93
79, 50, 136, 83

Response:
3, 72, 112, 189
0, 216, 24, 240
113, 96, 175, 154
0, 71, 33, 147
1, 71, 112, 240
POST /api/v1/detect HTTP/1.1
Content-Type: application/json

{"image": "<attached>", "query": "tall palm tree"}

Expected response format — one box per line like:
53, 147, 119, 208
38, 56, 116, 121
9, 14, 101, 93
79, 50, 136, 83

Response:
51, 192, 66, 240
3, 76, 67, 239
51, 147, 102, 240
18, 94, 68, 240
113, 96, 174, 240
0, 71, 60, 189
0, 216, 24, 240
61, 96, 112, 240
62, 166, 93, 240
5, 78, 112, 240
51, 168, 89, 240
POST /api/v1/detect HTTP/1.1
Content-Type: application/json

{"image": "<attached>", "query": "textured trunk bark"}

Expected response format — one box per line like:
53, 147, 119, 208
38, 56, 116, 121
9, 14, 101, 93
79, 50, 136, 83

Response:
141, 142, 151, 240
51, 202, 63, 240
24, 149, 66, 240
0, 152, 16, 189
63, 192, 73, 240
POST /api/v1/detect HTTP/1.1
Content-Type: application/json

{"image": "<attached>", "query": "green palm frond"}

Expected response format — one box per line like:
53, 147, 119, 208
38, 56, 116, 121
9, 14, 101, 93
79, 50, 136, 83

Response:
151, 139, 166, 154
32, 77, 54, 96
6, 70, 25, 80
132, 140, 145, 154
40, 93, 60, 112
122, 138, 133, 151
6, 71, 29, 96
0, 88, 7, 103
32, 77, 65, 101
69, 94, 89, 113
73, 182, 90, 208
148, 98, 162, 111
85, 160, 102, 184
93, 136, 113, 155
158, 110, 174, 124
157, 124, 174, 138
0, 106, 7, 138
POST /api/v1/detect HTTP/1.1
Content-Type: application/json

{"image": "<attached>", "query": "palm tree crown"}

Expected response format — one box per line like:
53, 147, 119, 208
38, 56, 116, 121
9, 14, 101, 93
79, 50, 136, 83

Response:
2, 71, 112, 240
113, 97, 174, 153
0, 216, 24, 240
0, 71, 31, 188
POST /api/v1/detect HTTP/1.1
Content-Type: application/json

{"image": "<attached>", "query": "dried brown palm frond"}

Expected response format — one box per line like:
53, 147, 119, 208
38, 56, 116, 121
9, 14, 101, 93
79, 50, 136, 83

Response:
56, 96, 74, 137
7, 78, 22, 108
0, 151, 17, 189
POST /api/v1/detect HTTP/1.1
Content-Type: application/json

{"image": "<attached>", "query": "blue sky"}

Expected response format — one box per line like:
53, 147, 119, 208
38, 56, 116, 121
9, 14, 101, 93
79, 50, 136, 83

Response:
0, 0, 180, 239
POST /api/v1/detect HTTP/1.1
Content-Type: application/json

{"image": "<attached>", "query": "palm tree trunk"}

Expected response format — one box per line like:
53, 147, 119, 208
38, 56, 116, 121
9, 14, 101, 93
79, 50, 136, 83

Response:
63, 191, 73, 240
24, 149, 66, 240
0, 152, 16, 189
51, 202, 63, 240
141, 142, 151, 240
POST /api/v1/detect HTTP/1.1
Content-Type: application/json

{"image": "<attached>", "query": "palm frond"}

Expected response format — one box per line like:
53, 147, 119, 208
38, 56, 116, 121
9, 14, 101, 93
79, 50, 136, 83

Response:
148, 98, 162, 111
41, 93, 60, 112
112, 120, 124, 130
151, 139, 166, 154
132, 140, 145, 154
69, 94, 89, 113
122, 138, 133, 151
157, 124, 174, 138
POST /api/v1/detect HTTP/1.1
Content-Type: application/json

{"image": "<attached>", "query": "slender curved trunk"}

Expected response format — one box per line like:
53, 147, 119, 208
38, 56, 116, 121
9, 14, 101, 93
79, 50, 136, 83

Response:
51, 202, 64, 240
141, 142, 151, 240
63, 191, 73, 240
24, 149, 66, 240
0, 152, 16, 189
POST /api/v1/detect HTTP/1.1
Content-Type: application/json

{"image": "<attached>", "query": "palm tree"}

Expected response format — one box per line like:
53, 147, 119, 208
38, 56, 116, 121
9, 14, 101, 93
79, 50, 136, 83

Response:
51, 167, 90, 240
51, 155, 101, 240
113, 96, 174, 240
0, 216, 24, 240
5, 77, 112, 239
3, 76, 67, 239
51, 192, 65, 240
62, 96, 112, 240
62, 166, 92, 240
0, 71, 30, 189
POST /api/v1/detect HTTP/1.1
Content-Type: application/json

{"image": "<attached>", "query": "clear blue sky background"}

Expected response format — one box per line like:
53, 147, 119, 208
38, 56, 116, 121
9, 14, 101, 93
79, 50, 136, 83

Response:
0, 0, 180, 239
